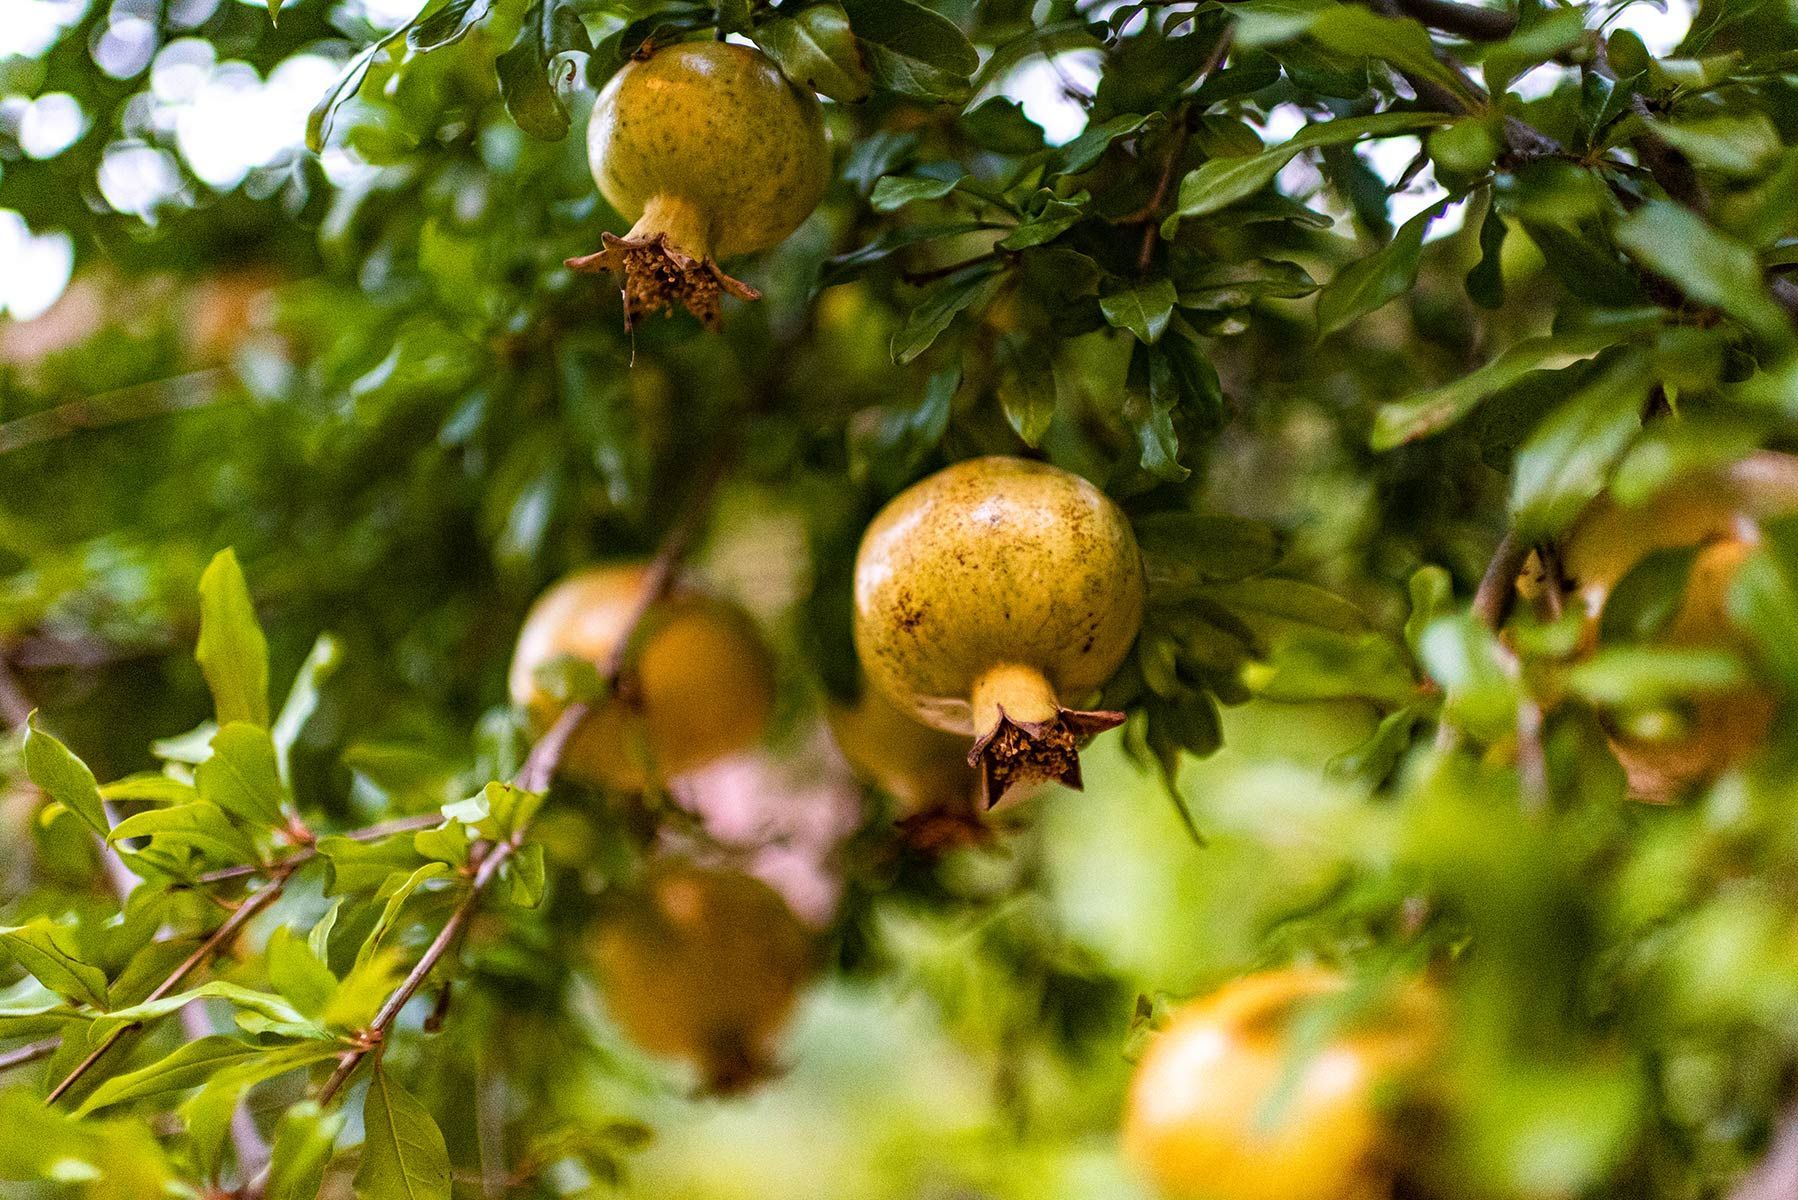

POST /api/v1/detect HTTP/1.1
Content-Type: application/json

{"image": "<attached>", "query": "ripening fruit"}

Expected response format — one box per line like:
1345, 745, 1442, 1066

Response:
827, 684, 993, 850
509, 565, 775, 791
1557, 451, 1798, 802
827, 684, 978, 818
566, 41, 830, 329
591, 864, 811, 1091
852, 457, 1145, 806
1123, 968, 1441, 1200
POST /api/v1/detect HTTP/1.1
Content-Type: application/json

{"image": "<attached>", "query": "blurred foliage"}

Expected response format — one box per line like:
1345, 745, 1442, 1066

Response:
7, 0, 1798, 1196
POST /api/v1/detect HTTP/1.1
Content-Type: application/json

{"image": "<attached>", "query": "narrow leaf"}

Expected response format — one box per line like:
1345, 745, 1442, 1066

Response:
196, 549, 270, 729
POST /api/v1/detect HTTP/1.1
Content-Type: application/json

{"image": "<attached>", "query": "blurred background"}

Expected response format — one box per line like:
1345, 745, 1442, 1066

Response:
14, 0, 1798, 1197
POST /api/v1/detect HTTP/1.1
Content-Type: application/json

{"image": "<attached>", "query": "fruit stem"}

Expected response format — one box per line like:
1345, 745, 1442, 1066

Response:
564, 193, 759, 330
967, 663, 1124, 807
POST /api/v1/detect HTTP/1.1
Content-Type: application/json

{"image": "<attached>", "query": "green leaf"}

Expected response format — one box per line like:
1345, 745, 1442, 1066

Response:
1122, 343, 1193, 483
1306, 5, 1467, 98
1168, 111, 1450, 230
77, 1036, 262, 1115
184, 1042, 344, 1180
357, 861, 456, 970
267, 927, 339, 1019
753, 4, 871, 103
1136, 514, 1282, 582
1371, 323, 1658, 450
355, 1068, 452, 1200
1567, 646, 1747, 707
1509, 352, 1652, 540
89, 981, 316, 1039
317, 833, 428, 896
1177, 258, 1318, 309
1316, 198, 1448, 338
1059, 112, 1163, 174
497, 0, 592, 141
1465, 196, 1507, 310
1730, 517, 1798, 690
1600, 547, 1699, 644
100, 774, 199, 805
1206, 577, 1371, 634
195, 722, 287, 828
309, 898, 344, 964
406, 0, 491, 52
508, 842, 547, 907
266, 1102, 348, 1200
196, 548, 270, 729
716, 0, 753, 35
109, 803, 261, 867
1614, 201, 1794, 349
962, 96, 1045, 155
839, 0, 977, 103
997, 353, 1057, 448
997, 198, 1085, 250
869, 172, 966, 212
0, 921, 111, 1010
1650, 112, 1780, 179
273, 633, 342, 785
307, 32, 405, 153
891, 261, 1004, 364
1101, 278, 1177, 344
24, 718, 109, 839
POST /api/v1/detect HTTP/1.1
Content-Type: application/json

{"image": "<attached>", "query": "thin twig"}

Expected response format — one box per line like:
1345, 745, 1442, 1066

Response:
0, 1037, 60, 1073
313, 840, 517, 1106
190, 813, 442, 886
0, 370, 230, 456
1472, 530, 1528, 631
297, 445, 729, 1114
45, 863, 297, 1105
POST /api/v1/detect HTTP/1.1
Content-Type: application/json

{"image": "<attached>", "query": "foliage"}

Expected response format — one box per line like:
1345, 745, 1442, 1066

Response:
6, 0, 1798, 1196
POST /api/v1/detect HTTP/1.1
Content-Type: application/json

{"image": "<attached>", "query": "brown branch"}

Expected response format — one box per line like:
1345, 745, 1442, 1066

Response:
190, 813, 443, 887
294, 445, 729, 1117
45, 862, 298, 1105
0, 369, 230, 457
0, 1037, 61, 1073
1472, 529, 1527, 630
313, 839, 518, 1107
1391, 0, 1517, 40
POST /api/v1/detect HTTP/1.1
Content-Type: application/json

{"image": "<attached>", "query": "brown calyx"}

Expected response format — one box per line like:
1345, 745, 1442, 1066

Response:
565, 232, 759, 331
700, 1030, 780, 1095
968, 705, 1125, 809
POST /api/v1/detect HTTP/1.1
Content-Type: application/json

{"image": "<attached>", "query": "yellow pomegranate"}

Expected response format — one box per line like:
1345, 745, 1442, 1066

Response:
1555, 451, 1798, 801
591, 864, 811, 1091
1123, 968, 1441, 1200
508, 565, 775, 791
852, 457, 1145, 806
566, 41, 830, 329
827, 684, 978, 817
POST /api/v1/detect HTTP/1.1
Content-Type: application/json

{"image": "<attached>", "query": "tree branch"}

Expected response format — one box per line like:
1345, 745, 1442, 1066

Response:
0, 369, 230, 457
1391, 0, 1518, 40
45, 861, 298, 1105
294, 443, 728, 1117
0, 1037, 61, 1073
190, 813, 443, 887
